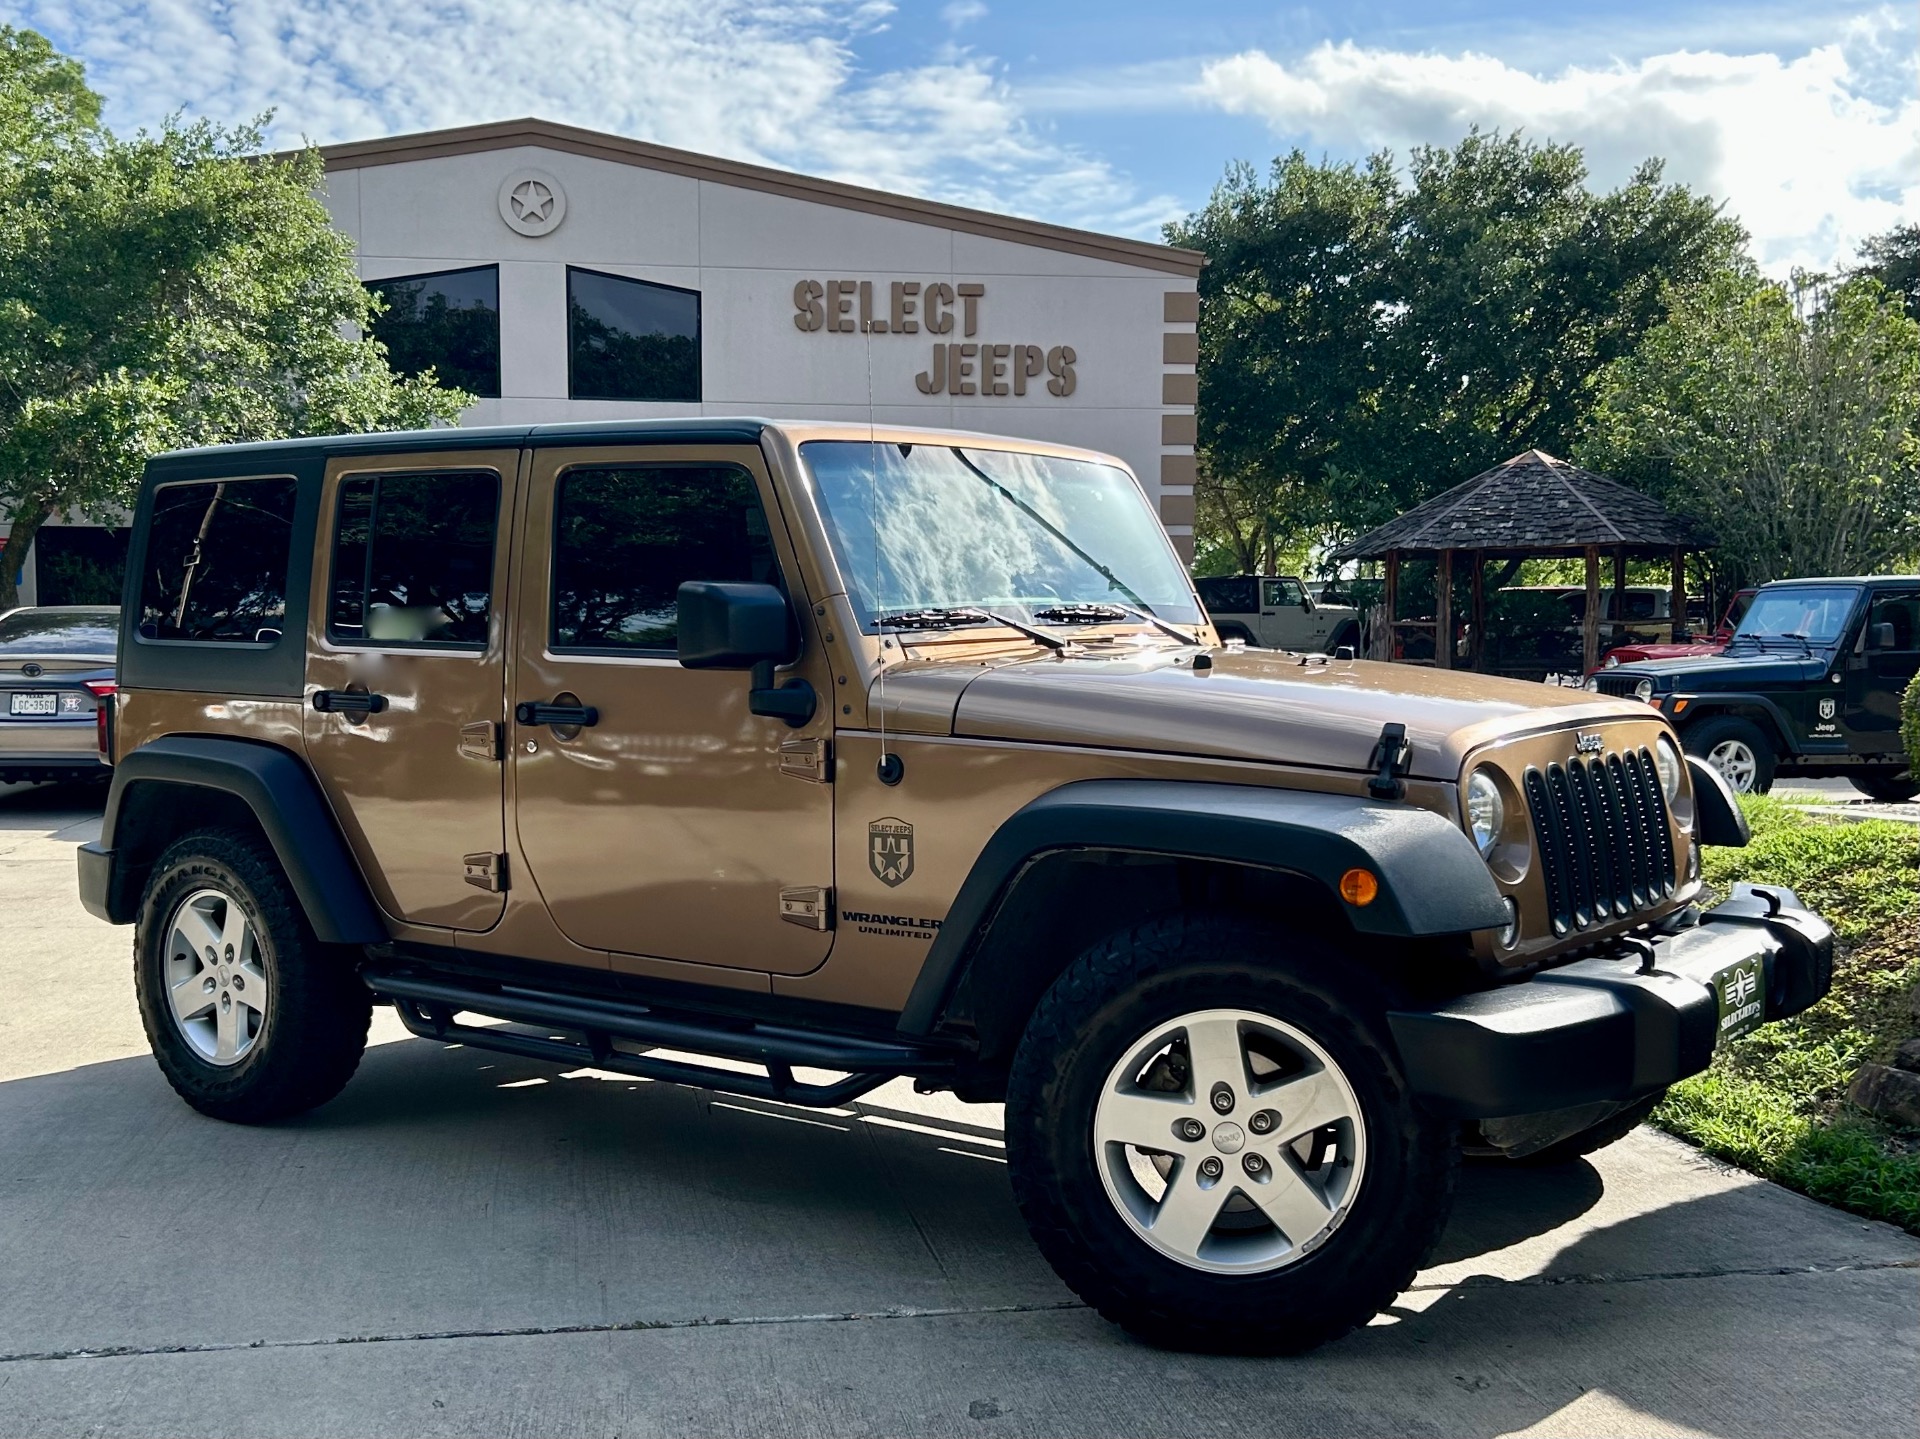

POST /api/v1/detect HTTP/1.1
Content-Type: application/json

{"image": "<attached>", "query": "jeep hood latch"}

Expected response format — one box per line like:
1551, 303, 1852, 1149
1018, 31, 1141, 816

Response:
1366, 722, 1412, 801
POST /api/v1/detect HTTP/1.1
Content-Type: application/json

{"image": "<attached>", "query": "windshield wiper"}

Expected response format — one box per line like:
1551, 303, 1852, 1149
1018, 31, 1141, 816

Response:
874, 606, 1068, 652
1031, 602, 1199, 647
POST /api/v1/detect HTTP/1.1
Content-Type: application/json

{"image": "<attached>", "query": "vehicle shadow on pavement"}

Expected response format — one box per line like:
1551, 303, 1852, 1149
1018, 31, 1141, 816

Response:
2, 1035, 1915, 1438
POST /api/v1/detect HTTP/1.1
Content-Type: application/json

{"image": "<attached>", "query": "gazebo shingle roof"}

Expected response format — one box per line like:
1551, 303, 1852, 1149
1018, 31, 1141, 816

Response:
1333, 450, 1706, 559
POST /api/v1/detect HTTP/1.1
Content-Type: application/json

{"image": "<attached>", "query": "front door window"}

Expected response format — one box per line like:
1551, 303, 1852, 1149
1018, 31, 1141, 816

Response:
510, 450, 834, 976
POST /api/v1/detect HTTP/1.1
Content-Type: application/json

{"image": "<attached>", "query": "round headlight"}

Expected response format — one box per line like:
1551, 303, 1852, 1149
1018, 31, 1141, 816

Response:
1633, 678, 1655, 704
1466, 770, 1504, 856
1583, 675, 1601, 692
1655, 733, 1683, 803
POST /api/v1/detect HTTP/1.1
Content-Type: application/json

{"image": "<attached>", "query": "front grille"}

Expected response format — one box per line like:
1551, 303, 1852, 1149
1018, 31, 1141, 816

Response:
1522, 749, 1676, 935
1589, 674, 1643, 698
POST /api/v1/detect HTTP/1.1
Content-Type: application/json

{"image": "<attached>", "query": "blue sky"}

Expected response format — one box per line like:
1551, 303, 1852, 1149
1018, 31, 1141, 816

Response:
18, 0, 1918, 274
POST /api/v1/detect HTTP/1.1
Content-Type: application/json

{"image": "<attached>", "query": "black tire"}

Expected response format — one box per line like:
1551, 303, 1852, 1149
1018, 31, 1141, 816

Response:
1004, 913, 1456, 1354
134, 829, 372, 1123
1849, 771, 1919, 803
1215, 622, 1259, 647
1480, 1091, 1667, 1167
1328, 620, 1361, 654
1681, 714, 1776, 795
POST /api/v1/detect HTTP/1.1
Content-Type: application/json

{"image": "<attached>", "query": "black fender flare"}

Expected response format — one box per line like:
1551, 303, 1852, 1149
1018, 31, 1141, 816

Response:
76, 735, 387, 944
1685, 755, 1750, 847
1671, 693, 1799, 756
895, 779, 1509, 1035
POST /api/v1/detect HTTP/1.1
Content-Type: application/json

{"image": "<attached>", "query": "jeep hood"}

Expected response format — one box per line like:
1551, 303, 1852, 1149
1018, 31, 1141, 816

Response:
877, 646, 1652, 780
1612, 651, 1830, 688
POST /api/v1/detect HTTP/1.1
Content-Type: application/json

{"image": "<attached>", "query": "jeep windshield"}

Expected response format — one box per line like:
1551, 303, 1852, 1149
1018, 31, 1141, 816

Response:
1725, 586, 1860, 652
801, 441, 1202, 636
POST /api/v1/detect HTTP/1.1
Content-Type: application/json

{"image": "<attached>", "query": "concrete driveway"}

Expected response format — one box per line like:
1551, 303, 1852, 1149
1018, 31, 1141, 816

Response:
2, 782, 1915, 1438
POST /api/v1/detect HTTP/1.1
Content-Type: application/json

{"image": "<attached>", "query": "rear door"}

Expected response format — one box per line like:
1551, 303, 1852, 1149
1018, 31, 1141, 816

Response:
508, 445, 836, 976
304, 450, 518, 931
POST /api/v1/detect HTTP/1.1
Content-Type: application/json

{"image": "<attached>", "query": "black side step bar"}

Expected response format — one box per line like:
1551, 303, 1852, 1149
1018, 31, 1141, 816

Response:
365, 970, 957, 1109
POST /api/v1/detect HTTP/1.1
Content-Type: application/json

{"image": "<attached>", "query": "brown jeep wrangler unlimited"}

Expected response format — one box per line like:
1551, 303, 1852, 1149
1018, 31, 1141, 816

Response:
79, 419, 1831, 1354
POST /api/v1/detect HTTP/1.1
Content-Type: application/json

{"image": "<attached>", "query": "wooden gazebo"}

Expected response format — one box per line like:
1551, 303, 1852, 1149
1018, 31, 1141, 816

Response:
1333, 450, 1709, 674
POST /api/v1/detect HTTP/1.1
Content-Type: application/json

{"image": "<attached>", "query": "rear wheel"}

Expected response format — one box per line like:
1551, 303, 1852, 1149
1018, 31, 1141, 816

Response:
1214, 622, 1259, 647
1004, 914, 1455, 1353
134, 829, 372, 1123
1849, 771, 1918, 803
1328, 620, 1362, 654
1682, 715, 1776, 795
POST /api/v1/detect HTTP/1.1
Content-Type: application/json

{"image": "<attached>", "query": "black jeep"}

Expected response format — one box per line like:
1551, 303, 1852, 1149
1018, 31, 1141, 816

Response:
1588, 576, 1920, 800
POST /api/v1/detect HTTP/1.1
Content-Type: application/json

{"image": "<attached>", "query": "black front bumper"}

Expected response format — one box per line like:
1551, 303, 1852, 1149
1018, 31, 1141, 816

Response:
1389, 885, 1832, 1118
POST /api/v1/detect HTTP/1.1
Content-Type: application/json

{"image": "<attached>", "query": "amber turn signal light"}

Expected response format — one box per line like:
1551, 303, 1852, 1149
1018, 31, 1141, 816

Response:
1339, 867, 1379, 906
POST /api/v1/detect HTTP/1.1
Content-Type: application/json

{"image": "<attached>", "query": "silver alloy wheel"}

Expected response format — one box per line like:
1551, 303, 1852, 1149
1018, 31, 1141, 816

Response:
1707, 739, 1759, 793
1092, 1007, 1367, 1274
163, 887, 269, 1067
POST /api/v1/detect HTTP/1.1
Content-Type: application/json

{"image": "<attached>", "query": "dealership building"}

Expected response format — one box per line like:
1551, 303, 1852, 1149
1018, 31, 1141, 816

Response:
7, 118, 1203, 605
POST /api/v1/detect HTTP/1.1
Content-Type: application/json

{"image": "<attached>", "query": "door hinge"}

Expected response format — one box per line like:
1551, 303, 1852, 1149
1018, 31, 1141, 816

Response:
459, 721, 503, 761
779, 736, 832, 782
779, 885, 833, 930
463, 852, 508, 893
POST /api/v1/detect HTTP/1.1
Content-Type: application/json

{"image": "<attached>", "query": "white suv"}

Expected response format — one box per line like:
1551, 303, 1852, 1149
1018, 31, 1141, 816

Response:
1195, 575, 1362, 653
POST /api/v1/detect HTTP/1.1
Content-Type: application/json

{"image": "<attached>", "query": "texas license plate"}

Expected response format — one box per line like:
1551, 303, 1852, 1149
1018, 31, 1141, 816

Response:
1712, 955, 1766, 1044
7, 692, 56, 717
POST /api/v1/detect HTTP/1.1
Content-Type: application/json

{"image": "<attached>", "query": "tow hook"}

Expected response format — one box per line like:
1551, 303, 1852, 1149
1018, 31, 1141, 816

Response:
1617, 935, 1660, 975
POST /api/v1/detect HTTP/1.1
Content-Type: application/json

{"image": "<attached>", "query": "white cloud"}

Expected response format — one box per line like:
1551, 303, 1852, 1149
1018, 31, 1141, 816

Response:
1196, 14, 1920, 276
21, 0, 1180, 237
941, 1, 988, 29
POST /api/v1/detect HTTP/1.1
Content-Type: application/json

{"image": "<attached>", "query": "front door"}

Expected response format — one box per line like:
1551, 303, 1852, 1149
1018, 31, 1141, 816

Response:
509, 446, 836, 975
1845, 588, 1920, 755
304, 451, 517, 931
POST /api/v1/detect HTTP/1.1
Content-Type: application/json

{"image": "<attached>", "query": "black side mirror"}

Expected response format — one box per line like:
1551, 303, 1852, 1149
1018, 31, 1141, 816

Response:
676, 581, 815, 727
1868, 622, 1896, 650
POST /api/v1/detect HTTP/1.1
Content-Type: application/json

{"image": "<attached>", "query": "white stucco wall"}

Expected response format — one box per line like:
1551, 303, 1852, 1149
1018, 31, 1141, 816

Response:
319, 143, 1197, 553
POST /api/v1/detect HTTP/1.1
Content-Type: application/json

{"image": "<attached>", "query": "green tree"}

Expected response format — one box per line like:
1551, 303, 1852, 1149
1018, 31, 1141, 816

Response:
1165, 153, 1395, 571
1581, 273, 1920, 587
1849, 223, 1920, 321
1168, 130, 1742, 564
0, 27, 467, 609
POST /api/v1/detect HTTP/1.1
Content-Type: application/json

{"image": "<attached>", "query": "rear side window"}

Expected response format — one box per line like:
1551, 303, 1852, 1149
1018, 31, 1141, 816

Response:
138, 478, 298, 643
1196, 578, 1256, 613
327, 471, 500, 648
550, 465, 776, 653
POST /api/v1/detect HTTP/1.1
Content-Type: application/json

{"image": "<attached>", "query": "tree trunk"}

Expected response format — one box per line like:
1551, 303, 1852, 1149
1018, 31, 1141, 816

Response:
0, 503, 51, 611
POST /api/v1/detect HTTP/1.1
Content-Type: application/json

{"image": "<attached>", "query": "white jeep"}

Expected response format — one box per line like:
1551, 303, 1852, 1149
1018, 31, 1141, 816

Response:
1195, 575, 1363, 653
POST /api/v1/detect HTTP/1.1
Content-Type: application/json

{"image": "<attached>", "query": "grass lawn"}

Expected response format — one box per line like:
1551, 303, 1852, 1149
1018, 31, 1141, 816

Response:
1653, 795, 1920, 1231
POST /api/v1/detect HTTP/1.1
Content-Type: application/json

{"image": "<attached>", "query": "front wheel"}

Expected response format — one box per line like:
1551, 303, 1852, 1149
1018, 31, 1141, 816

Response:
1681, 715, 1776, 795
1004, 915, 1455, 1353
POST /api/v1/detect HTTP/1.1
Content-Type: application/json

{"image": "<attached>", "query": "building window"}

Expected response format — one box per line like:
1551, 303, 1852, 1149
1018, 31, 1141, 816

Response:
365, 266, 501, 399
327, 471, 500, 648
137, 477, 298, 643
567, 268, 700, 402
550, 466, 775, 653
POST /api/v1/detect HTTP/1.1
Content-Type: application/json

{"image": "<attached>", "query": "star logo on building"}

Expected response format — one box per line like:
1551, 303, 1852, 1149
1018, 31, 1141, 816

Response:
509, 179, 554, 224
496, 168, 567, 237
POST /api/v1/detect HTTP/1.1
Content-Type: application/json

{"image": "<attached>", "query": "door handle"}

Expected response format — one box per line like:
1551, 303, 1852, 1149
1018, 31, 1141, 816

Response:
312, 689, 388, 716
515, 700, 599, 728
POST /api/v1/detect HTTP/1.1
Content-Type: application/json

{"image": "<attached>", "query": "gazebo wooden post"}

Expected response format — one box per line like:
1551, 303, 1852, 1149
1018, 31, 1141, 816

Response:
1670, 547, 1688, 640
1612, 547, 1628, 661
1468, 550, 1486, 671
1435, 548, 1454, 669
1384, 550, 1400, 659
1582, 546, 1601, 675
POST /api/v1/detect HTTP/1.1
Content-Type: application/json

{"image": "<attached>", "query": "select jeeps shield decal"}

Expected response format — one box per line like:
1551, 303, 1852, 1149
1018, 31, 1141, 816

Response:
1818, 698, 1836, 720
869, 817, 915, 887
